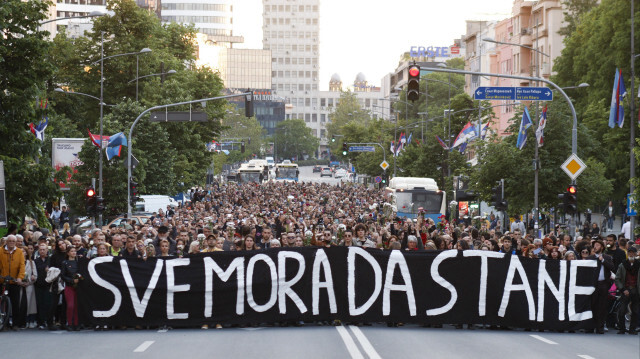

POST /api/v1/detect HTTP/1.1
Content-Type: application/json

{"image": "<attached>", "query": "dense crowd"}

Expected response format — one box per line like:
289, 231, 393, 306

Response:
1, 181, 638, 334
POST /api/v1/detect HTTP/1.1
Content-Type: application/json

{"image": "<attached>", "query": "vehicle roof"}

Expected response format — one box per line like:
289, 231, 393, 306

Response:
389, 177, 439, 190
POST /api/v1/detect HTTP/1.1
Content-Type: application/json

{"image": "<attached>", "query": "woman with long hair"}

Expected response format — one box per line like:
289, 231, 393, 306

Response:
60, 247, 80, 331
242, 236, 260, 251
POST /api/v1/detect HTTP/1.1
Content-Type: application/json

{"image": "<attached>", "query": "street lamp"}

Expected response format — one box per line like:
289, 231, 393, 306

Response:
561, 83, 590, 90
128, 69, 176, 101
91, 32, 151, 225
54, 88, 115, 107
39, 10, 106, 25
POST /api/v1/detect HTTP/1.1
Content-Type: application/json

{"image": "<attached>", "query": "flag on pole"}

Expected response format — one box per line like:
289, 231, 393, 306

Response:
458, 141, 468, 154
435, 135, 449, 150
516, 106, 533, 150
479, 123, 490, 139
608, 68, 627, 128
452, 122, 476, 148
390, 141, 395, 156
29, 117, 48, 141
105, 132, 127, 160
535, 106, 548, 147
88, 129, 110, 148
407, 132, 413, 147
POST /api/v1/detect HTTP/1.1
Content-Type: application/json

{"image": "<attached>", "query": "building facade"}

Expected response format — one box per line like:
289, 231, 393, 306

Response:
262, 0, 321, 147
218, 48, 272, 90
44, 0, 107, 39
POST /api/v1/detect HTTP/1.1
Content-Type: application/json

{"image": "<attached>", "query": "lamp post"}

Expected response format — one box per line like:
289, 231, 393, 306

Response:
54, 88, 115, 107
128, 69, 176, 101
484, 36, 551, 235
90, 32, 151, 224
38, 10, 105, 25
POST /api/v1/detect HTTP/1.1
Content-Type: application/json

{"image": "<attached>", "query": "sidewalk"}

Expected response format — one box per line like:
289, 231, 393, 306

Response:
588, 213, 622, 234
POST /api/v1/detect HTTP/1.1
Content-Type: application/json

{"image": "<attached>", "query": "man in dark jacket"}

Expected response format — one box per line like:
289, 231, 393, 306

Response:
614, 247, 639, 334
120, 236, 141, 258
34, 243, 52, 329
589, 239, 616, 334
605, 234, 626, 270
152, 226, 177, 255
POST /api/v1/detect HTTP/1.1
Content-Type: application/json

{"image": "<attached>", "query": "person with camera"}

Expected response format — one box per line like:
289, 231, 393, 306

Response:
614, 246, 639, 334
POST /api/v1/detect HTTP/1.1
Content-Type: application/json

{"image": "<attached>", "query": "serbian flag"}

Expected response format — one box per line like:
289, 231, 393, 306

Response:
390, 141, 395, 156
105, 132, 127, 160
535, 106, 548, 147
88, 129, 110, 148
435, 135, 449, 150
29, 117, 48, 141
458, 141, 468, 154
452, 122, 476, 148
608, 68, 627, 128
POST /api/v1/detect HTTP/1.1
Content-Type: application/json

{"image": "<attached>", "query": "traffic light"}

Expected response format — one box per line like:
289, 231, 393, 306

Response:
129, 178, 139, 206
331, 136, 336, 143
381, 173, 389, 186
95, 197, 105, 214
491, 180, 507, 211
85, 187, 96, 215
241, 141, 246, 153
245, 90, 254, 118
565, 185, 577, 214
342, 142, 348, 156
407, 64, 421, 102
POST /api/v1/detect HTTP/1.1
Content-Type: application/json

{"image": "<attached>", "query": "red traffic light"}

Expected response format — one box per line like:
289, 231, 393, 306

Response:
86, 188, 96, 197
567, 185, 577, 194
408, 66, 420, 78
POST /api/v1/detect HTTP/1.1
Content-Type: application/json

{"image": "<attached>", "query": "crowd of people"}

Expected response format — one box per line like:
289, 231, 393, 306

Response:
1, 181, 639, 334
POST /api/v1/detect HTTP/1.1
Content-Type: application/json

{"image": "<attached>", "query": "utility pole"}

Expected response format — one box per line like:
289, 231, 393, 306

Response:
630, 0, 636, 235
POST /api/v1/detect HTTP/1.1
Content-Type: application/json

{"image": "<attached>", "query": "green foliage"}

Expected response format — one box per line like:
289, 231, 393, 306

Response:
274, 119, 319, 160
0, 0, 62, 224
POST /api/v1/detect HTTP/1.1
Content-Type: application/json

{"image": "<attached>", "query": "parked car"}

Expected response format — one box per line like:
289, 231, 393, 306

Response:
334, 168, 348, 179
320, 167, 333, 177
102, 214, 152, 231
313, 165, 322, 173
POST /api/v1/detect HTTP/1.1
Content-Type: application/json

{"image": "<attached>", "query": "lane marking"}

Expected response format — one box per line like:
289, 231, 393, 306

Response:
134, 341, 155, 353
335, 325, 364, 359
530, 335, 558, 345
157, 329, 168, 333
348, 325, 382, 359
577, 355, 596, 359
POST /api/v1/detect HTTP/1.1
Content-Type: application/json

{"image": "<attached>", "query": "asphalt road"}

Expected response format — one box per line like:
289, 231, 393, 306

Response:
1, 324, 637, 359
297, 165, 352, 186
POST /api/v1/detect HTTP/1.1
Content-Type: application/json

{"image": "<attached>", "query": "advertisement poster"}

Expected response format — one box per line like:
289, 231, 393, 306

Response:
52, 138, 86, 189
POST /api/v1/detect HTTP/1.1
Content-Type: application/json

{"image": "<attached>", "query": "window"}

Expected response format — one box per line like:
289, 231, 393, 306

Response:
312, 114, 317, 122
321, 114, 326, 123
320, 98, 326, 106
305, 98, 310, 106
305, 114, 310, 122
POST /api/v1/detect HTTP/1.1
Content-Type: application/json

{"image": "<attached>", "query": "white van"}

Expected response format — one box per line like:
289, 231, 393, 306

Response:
135, 195, 178, 213
265, 156, 275, 168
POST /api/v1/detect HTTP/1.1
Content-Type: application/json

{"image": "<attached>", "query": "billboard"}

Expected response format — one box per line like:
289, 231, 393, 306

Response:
52, 138, 86, 189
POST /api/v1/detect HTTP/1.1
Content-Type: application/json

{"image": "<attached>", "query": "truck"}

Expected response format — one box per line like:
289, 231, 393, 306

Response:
135, 195, 179, 213
386, 177, 446, 222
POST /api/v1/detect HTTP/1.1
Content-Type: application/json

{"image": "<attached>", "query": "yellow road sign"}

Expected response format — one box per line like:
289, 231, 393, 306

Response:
561, 154, 586, 180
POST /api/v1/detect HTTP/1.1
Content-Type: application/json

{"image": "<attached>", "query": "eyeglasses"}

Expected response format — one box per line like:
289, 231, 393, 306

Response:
581, 250, 589, 254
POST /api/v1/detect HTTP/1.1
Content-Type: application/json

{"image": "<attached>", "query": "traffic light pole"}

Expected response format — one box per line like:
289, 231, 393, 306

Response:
127, 92, 251, 218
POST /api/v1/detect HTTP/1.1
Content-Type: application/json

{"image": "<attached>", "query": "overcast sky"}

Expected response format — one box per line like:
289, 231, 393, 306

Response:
234, 0, 514, 90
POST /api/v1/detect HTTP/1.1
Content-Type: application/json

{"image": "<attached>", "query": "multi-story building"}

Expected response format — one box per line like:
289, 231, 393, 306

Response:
160, 0, 243, 45
262, 0, 321, 150
44, 0, 107, 39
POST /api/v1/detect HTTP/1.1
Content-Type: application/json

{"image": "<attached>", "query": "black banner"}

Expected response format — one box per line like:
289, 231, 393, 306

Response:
78, 248, 599, 330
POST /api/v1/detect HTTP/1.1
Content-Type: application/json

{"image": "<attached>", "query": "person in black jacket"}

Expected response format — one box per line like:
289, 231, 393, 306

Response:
588, 239, 616, 334
152, 226, 177, 255
48, 239, 67, 330
604, 234, 626, 270
34, 243, 52, 329
60, 246, 80, 331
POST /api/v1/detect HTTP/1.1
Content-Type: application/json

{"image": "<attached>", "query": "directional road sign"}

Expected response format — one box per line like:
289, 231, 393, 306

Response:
474, 87, 553, 101
349, 146, 376, 152
560, 154, 586, 180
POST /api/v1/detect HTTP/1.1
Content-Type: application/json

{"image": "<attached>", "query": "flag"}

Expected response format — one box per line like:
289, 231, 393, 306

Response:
29, 117, 48, 141
88, 129, 110, 148
105, 132, 127, 160
452, 122, 476, 148
516, 106, 533, 150
458, 141, 468, 154
390, 141, 395, 156
535, 106, 548, 147
435, 135, 449, 150
480, 123, 490, 139
407, 132, 413, 147
608, 68, 627, 128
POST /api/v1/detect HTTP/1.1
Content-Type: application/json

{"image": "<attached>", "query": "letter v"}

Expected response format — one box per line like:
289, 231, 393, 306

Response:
120, 259, 164, 317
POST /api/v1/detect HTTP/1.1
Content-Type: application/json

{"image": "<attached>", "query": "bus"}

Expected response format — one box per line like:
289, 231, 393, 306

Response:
275, 160, 299, 182
237, 163, 266, 184
386, 177, 446, 222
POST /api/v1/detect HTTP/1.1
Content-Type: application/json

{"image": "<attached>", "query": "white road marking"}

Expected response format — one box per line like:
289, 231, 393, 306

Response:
133, 341, 155, 353
349, 325, 382, 359
157, 329, 168, 333
335, 325, 364, 359
530, 334, 558, 345
240, 327, 265, 331
577, 355, 596, 359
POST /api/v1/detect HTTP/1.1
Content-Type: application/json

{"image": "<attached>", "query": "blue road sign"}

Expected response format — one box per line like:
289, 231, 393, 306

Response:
374, 176, 382, 183
474, 87, 515, 100
349, 146, 375, 152
515, 87, 553, 101
628, 194, 637, 216
474, 87, 553, 101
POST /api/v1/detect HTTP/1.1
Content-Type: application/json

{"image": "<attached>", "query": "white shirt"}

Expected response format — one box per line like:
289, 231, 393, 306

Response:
621, 221, 631, 240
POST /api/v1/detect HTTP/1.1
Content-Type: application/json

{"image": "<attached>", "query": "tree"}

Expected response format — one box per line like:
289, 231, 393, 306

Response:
0, 0, 62, 225
274, 119, 319, 160
558, 0, 599, 36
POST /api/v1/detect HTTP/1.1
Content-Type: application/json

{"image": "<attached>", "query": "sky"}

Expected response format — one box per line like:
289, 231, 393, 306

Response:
233, 0, 514, 90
